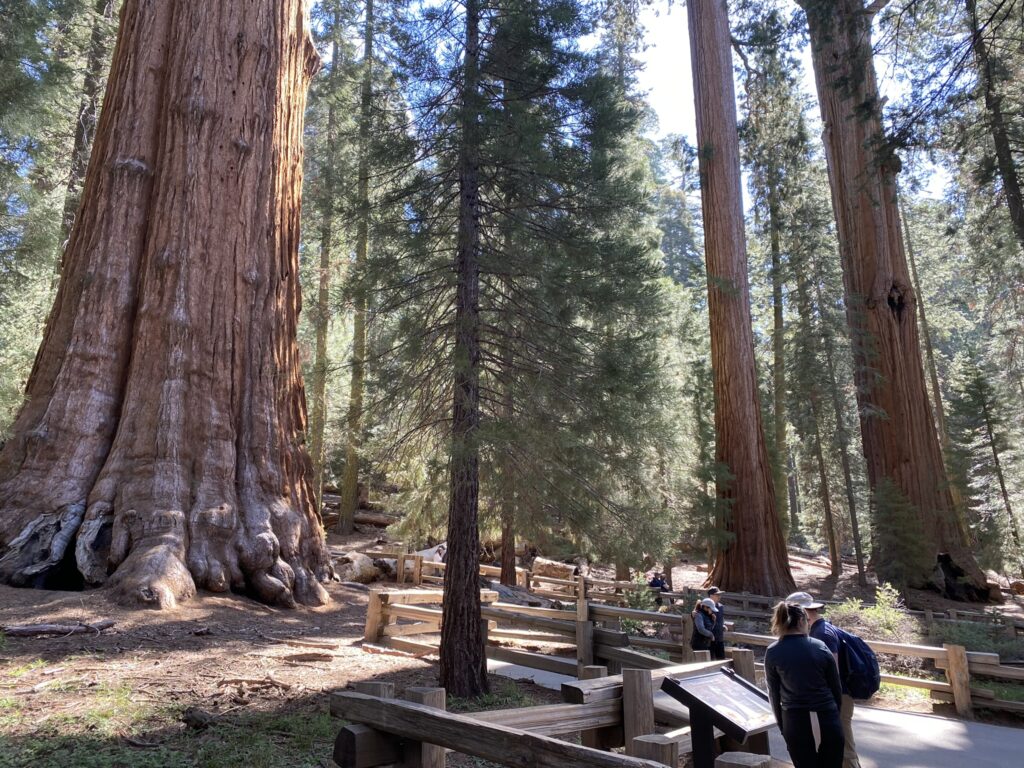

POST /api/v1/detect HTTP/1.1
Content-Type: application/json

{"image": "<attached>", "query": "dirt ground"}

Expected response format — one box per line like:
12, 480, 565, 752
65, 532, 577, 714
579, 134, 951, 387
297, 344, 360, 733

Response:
1, 533, 1022, 767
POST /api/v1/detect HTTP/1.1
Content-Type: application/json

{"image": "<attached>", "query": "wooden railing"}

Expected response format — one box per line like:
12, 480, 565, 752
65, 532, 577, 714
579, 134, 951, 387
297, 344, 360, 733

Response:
723, 629, 1024, 717
361, 582, 1023, 720
331, 661, 763, 768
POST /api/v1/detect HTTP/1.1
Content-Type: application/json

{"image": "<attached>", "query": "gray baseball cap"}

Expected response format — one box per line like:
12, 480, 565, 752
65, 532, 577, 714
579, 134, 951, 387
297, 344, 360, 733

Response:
785, 591, 825, 610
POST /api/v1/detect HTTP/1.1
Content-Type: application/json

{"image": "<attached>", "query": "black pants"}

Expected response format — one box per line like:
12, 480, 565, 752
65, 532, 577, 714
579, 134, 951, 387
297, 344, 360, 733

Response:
710, 640, 725, 660
780, 707, 844, 768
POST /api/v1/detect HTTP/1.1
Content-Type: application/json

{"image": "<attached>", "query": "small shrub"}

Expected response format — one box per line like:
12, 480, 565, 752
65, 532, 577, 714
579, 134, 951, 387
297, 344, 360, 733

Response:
621, 574, 658, 635
926, 620, 1024, 660
825, 583, 912, 641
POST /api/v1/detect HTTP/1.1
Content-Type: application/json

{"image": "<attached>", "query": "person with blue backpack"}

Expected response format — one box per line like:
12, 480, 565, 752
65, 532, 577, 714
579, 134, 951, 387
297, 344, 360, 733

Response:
765, 601, 844, 767
786, 591, 880, 768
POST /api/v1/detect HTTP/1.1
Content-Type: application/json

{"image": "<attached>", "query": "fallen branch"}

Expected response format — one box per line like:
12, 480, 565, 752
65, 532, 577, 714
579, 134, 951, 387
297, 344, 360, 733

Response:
1, 619, 115, 637
215, 675, 292, 691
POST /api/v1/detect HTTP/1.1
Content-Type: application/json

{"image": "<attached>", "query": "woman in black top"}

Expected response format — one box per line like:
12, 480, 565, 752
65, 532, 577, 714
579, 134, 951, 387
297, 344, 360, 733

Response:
764, 602, 844, 768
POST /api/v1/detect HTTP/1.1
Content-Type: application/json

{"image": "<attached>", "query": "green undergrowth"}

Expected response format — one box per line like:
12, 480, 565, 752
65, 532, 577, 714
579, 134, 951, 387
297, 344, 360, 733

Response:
825, 583, 913, 641
0, 683, 337, 768
972, 679, 1024, 703
448, 678, 536, 713
924, 620, 1024, 660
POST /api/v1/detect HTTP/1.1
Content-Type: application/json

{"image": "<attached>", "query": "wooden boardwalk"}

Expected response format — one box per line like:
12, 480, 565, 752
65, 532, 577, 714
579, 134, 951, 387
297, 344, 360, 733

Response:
488, 661, 1024, 768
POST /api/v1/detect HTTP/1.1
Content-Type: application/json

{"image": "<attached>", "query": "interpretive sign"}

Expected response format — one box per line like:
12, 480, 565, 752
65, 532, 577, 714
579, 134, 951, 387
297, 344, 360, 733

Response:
661, 668, 776, 768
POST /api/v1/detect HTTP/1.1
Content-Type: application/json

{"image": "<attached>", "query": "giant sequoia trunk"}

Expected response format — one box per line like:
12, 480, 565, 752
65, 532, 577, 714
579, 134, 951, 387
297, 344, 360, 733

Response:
902, 198, 971, 545
440, 0, 488, 698
799, 0, 986, 598
688, 0, 794, 596
0, 0, 332, 609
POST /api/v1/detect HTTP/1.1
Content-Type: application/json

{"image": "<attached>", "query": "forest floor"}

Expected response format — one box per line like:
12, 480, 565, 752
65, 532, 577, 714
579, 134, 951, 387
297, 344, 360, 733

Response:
1, 531, 1022, 767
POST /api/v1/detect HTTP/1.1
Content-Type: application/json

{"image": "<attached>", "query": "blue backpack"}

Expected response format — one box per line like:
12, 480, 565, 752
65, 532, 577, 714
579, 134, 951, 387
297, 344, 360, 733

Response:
833, 625, 881, 699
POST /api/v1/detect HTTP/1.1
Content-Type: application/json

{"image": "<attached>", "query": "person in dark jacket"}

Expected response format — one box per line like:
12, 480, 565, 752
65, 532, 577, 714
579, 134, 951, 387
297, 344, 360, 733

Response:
690, 598, 717, 651
787, 591, 861, 768
765, 601, 844, 768
707, 586, 726, 660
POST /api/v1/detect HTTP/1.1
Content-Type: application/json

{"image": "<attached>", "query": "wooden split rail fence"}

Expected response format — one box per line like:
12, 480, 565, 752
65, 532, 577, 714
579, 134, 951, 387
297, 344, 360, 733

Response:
360, 549, 531, 588
359, 545, 1022, 634
331, 661, 777, 768
362, 583, 1023, 720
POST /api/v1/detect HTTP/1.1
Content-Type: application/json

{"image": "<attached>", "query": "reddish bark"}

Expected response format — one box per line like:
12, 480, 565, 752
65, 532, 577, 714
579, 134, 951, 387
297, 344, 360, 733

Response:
799, 0, 986, 596
440, 0, 488, 698
0, 0, 332, 608
688, 0, 794, 596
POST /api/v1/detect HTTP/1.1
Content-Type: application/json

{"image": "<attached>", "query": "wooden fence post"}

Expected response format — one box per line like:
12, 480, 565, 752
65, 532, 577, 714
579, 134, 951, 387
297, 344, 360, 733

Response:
622, 668, 655, 757
579, 665, 621, 750
680, 613, 695, 663
354, 681, 396, 698
363, 591, 386, 644
411, 555, 423, 586
632, 734, 679, 766
726, 648, 755, 683
693, 650, 711, 662
576, 574, 594, 671
944, 643, 973, 718
402, 687, 446, 768
396, 552, 407, 585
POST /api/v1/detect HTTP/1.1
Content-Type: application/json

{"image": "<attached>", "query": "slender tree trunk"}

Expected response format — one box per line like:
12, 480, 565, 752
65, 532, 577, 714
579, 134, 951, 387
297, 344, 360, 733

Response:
799, 0, 986, 597
337, 0, 375, 535
0, 0, 332, 608
814, 275, 867, 586
688, 0, 793, 596
809, 391, 840, 576
768, 185, 792, 536
309, 15, 344, 525
54, 0, 116, 286
499, 323, 516, 588
979, 397, 1023, 565
786, 453, 801, 532
902, 195, 971, 544
440, 0, 487, 698
966, 0, 1024, 254
499, 510, 515, 586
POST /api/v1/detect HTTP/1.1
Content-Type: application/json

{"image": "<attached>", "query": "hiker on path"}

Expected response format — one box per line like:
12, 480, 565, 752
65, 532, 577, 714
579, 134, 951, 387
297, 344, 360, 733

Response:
765, 601, 844, 768
787, 591, 862, 768
707, 585, 726, 660
691, 597, 717, 652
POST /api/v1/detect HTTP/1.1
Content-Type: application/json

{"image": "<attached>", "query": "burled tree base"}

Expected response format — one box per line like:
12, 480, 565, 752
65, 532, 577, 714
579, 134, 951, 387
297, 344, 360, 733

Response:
0, 0, 331, 609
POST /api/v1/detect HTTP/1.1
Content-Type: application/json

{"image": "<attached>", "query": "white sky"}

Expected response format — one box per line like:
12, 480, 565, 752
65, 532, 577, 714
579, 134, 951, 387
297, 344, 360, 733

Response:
633, 2, 949, 197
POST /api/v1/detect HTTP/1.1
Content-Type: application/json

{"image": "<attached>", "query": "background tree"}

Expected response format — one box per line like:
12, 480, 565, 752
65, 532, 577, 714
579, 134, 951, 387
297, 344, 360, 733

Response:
688, 0, 794, 595
798, 0, 987, 597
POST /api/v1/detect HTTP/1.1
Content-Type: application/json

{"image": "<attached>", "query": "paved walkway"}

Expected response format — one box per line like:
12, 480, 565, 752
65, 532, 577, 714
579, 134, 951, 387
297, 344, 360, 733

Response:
489, 662, 1024, 768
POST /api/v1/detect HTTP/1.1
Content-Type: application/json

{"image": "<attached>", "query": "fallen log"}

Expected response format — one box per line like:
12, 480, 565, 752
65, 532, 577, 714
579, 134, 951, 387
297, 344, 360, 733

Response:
531, 556, 578, 580
322, 510, 399, 528
1, 619, 115, 637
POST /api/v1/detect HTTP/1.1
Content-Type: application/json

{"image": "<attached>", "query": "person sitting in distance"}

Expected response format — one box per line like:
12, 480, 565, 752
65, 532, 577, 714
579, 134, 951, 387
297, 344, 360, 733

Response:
648, 572, 669, 592
765, 601, 844, 768
690, 597, 717, 653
